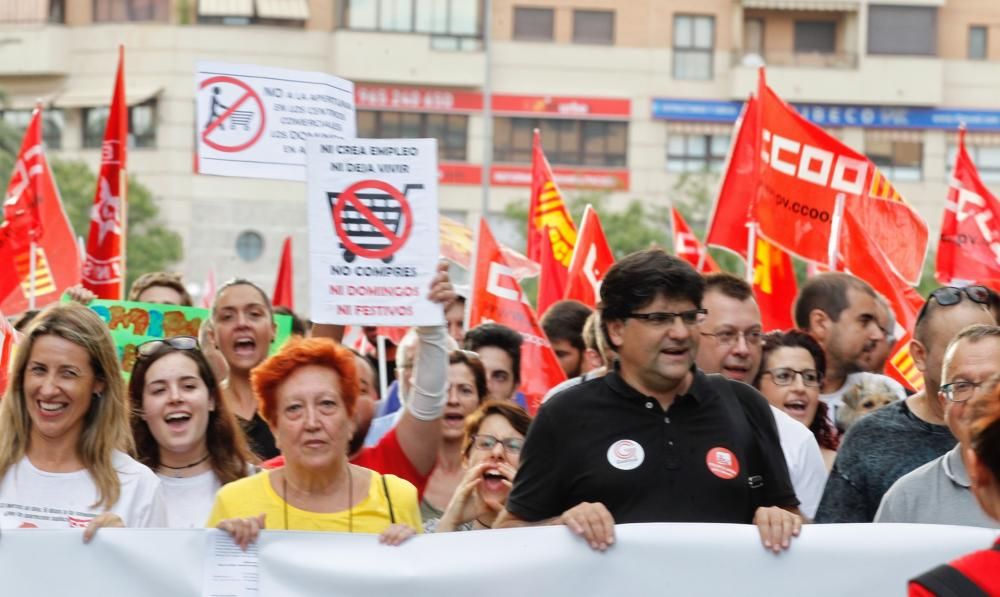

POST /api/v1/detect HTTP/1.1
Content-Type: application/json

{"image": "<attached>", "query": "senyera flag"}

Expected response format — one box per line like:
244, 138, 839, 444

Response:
936, 127, 1000, 285
751, 236, 797, 331
83, 45, 127, 299
564, 205, 615, 308
670, 207, 719, 273
529, 129, 577, 317
439, 214, 539, 281
469, 218, 566, 414
0, 105, 81, 314
706, 95, 757, 259
752, 70, 928, 285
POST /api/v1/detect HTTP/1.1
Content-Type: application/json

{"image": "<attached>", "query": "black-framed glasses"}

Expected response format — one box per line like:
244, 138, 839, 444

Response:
762, 368, 823, 388
939, 380, 992, 403
626, 309, 707, 327
472, 434, 525, 454
136, 336, 200, 359
701, 329, 764, 347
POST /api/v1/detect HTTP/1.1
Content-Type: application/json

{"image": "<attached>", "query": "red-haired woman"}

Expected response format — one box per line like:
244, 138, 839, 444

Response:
207, 338, 420, 548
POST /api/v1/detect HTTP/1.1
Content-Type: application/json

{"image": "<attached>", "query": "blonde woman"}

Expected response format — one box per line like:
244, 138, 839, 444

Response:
0, 303, 166, 540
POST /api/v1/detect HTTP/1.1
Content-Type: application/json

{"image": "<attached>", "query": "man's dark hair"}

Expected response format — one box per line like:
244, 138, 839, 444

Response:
704, 272, 753, 301
464, 322, 523, 384
541, 300, 593, 353
273, 305, 308, 337
793, 272, 875, 330
599, 249, 705, 349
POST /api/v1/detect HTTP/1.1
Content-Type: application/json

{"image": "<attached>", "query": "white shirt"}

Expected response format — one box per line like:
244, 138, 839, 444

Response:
0, 451, 166, 529
157, 470, 222, 528
770, 405, 828, 520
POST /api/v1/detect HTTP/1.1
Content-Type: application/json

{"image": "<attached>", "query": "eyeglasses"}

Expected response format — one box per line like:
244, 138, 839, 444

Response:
701, 329, 764, 347
472, 434, 525, 454
918, 286, 993, 323
136, 336, 200, 359
626, 309, 707, 327
762, 368, 823, 388
939, 380, 993, 403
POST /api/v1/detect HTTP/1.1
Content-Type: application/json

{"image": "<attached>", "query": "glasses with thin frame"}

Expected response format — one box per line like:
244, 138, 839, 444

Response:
702, 329, 764, 346
761, 368, 823, 388
939, 380, 994, 403
471, 434, 525, 454
626, 309, 707, 327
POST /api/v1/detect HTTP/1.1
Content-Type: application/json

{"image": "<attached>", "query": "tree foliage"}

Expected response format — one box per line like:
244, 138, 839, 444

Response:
0, 118, 183, 290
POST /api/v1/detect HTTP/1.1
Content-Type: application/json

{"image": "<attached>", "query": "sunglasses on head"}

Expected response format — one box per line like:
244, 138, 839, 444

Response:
136, 336, 200, 359
916, 285, 993, 324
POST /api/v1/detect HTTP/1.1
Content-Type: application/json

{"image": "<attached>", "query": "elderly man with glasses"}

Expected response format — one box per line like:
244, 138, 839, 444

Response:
495, 249, 802, 553
875, 324, 1000, 528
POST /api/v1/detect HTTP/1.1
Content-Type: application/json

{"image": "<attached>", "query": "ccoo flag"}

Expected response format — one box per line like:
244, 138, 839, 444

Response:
564, 205, 615, 308
671, 207, 719, 273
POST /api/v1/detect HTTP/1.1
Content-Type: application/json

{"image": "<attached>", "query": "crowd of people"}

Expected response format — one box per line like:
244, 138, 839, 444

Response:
1, 250, 999, 594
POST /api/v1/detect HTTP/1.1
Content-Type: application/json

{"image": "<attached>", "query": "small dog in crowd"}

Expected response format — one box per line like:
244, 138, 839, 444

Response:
837, 379, 900, 433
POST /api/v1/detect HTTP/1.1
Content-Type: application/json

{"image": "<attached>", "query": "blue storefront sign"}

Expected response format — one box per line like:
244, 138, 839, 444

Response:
651, 98, 1000, 132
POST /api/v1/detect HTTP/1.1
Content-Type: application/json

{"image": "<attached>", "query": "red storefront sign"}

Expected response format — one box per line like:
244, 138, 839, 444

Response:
438, 162, 630, 191
355, 84, 630, 119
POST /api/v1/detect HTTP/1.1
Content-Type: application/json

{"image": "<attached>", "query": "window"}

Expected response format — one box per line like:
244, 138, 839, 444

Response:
49, 0, 65, 23
513, 7, 553, 41
357, 110, 468, 161
969, 26, 987, 60
868, 5, 936, 56
573, 10, 614, 45
83, 99, 157, 149
743, 18, 764, 58
1, 109, 64, 150
947, 144, 1000, 183
667, 134, 730, 173
493, 117, 627, 167
236, 231, 265, 262
866, 138, 922, 181
343, 0, 482, 39
93, 0, 169, 22
673, 15, 715, 80
795, 21, 836, 54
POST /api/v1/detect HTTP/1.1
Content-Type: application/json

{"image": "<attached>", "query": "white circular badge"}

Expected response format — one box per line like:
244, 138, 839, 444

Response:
607, 439, 645, 471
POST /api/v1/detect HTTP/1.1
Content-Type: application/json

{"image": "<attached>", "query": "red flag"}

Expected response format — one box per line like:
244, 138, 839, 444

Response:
529, 130, 577, 316
671, 207, 719, 273
752, 71, 928, 284
0, 312, 15, 394
82, 46, 127, 299
1, 105, 81, 313
438, 215, 540, 280
200, 267, 217, 309
272, 236, 294, 309
564, 205, 615, 308
470, 218, 566, 414
751, 236, 797, 331
706, 96, 758, 259
935, 128, 1000, 285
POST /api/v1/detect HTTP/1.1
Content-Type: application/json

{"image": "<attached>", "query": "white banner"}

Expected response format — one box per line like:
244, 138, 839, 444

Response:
307, 137, 441, 327
0, 524, 996, 596
195, 61, 356, 181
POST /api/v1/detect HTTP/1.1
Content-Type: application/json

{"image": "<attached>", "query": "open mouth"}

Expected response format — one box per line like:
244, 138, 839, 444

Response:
233, 337, 257, 356
482, 468, 510, 491
723, 365, 750, 379
37, 401, 68, 415
443, 413, 465, 426
164, 412, 192, 430
784, 400, 808, 415
660, 346, 688, 358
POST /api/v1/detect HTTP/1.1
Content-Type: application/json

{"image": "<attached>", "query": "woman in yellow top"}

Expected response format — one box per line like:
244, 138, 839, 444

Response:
207, 337, 420, 548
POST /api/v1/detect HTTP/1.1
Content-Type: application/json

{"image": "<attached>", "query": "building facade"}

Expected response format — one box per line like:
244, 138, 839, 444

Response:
2, 0, 998, 308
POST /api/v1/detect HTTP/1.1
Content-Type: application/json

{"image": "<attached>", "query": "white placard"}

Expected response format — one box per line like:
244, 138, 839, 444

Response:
195, 62, 356, 181
307, 137, 442, 326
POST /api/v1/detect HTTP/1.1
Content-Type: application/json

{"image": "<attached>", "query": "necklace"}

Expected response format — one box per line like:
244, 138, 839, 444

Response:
159, 453, 211, 477
283, 464, 353, 533
475, 517, 493, 529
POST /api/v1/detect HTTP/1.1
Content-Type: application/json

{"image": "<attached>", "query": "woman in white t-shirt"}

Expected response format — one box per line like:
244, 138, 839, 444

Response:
0, 303, 166, 538
129, 336, 255, 527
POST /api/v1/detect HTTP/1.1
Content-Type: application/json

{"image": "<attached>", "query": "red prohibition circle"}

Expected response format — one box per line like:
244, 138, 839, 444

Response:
199, 75, 267, 153
332, 180, 414, 260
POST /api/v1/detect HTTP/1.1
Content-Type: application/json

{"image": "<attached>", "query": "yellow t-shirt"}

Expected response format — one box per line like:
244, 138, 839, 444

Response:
205, 468, 423, 534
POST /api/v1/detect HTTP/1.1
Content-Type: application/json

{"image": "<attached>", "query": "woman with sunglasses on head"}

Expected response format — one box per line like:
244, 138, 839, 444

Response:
208, 338, 421, 549
436, 400, 531, 532
421, 350, 488, 530
130, 336, 256, 528
754, 330, 840, 471
0, 303, 166, 539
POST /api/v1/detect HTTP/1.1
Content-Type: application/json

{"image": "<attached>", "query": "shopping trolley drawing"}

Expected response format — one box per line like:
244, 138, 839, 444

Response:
327, 183, 421, 264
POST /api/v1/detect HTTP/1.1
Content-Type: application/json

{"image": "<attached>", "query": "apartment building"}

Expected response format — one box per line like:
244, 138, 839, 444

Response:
1, 0, 998, 306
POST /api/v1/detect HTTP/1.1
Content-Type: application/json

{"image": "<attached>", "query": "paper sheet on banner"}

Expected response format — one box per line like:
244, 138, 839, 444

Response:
203, 530, 258, 597
195, 62, 356, 181
307, 137, 442, 326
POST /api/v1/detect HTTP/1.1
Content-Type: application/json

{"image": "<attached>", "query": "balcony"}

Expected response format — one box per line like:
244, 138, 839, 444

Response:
732, 49, 858, 69
0, 24, 67, 76
329, 30, 485, 87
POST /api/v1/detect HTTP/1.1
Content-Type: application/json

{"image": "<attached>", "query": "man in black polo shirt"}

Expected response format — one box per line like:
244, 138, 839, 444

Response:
495, 249, 801, 552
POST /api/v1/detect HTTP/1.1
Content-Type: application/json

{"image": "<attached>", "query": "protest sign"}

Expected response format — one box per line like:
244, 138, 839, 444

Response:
76, 299, 292, 377
307, 138, 442, 327
195, 62, 356, 181
0, 524, 994, 597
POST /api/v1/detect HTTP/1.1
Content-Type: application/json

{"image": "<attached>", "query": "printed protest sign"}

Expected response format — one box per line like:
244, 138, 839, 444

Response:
307, 138, 442, 326
195, 62, 356, 181
75, 299, 292, 377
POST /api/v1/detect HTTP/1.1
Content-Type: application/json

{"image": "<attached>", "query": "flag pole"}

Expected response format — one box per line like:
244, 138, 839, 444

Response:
28, 241, 36, 310
828, 193, 846, 270
376, 334, 389, 406
744, 224, 757, 284
479, 0, 493, 219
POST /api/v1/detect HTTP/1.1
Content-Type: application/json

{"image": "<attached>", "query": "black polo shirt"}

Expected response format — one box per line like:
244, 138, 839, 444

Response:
506, 369, 798, 524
